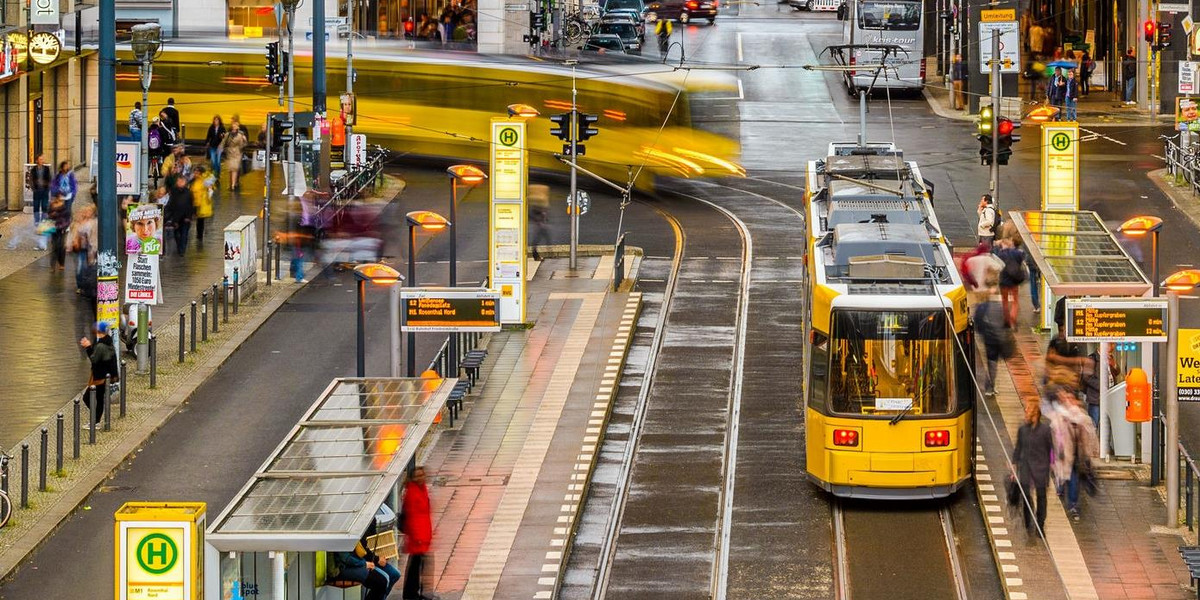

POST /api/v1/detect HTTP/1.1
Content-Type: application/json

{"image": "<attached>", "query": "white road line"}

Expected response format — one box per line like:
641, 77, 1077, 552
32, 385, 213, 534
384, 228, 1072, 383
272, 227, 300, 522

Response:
1080, 127, 1127, 146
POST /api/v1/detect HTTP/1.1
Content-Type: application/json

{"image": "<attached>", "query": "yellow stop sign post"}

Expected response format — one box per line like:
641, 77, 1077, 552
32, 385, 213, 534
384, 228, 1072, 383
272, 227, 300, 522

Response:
115, 502, 206, 600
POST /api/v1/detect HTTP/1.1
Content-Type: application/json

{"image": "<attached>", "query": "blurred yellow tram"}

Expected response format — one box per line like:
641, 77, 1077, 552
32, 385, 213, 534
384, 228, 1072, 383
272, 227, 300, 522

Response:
802, 144, 974, 499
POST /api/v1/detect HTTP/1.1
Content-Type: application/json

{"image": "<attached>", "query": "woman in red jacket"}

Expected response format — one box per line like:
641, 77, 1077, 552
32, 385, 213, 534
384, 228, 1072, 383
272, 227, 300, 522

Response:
402, 466, 434, 600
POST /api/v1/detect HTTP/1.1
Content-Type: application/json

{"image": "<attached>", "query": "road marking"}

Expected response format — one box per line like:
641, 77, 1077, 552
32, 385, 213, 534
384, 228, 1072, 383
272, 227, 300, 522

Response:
1080, 127, 1127, 146
736, 32, 743, 62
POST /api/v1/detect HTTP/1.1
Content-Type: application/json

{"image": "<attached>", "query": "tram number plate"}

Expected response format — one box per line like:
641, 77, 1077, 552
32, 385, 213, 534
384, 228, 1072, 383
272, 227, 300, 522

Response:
875, 397, 913, 411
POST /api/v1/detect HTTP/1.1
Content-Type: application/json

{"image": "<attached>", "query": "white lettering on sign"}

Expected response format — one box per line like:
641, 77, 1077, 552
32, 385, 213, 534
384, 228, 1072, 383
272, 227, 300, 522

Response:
31, 0, 59, 25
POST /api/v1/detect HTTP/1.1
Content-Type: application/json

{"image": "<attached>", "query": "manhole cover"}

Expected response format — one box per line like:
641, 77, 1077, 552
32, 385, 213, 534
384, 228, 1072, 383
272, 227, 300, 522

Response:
552, 271, 583, 279
441, 475, 509, 487
1093, 469, 1135, 480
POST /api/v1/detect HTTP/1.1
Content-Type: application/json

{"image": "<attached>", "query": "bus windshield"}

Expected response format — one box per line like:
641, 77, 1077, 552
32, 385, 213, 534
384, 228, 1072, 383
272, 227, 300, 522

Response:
827, 310, 954, 416
857, 1, 921, 31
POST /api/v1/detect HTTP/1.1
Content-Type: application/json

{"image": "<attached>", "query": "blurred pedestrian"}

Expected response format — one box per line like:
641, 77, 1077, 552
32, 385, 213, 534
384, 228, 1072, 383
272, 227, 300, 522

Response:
53, 160, 77, 214
996, 236, 1028, 328
529, 184, 551, 261
1026, 251, 1042, 315
164, 174, 196, 256
402, 466, 434, 600
129, 101, 143, 140
161, 144, 192, 179
29, 153, 52, 224
976, 194, 998, 248
191, 165, 215, 246
1013, 401, 1053, 535
1050, 387, 1097, 520
1063, 69, 1079, 121
79, 321, 120, 428
220, 117, 248, 191
47, 195, 71, 270
205, 114, 226, 178
951, 53, 968, 110
963, 243, 1007, 395
1079, 51, 1094, 96
1123, 47, 1137, 104
1047, 66, 1066, 119
68, 203, 97, 294
163, 97, 181, 138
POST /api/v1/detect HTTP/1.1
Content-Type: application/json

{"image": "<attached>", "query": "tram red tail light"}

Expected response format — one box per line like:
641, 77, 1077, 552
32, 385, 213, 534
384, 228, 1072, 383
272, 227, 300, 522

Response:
833, 429, 859, 447
924, 430, 951, 447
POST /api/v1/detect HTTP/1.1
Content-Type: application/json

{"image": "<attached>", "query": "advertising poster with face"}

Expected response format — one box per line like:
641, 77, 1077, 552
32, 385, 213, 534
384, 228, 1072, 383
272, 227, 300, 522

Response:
125, 204, 164, 304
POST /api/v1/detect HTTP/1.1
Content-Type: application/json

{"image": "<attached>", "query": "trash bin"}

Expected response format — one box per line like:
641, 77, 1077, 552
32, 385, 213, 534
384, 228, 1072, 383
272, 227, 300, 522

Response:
1105, 381, 1138, 458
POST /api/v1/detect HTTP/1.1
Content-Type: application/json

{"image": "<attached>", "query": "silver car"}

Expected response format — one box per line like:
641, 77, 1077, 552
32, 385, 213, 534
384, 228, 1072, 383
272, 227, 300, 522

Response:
598, 18, 643, 52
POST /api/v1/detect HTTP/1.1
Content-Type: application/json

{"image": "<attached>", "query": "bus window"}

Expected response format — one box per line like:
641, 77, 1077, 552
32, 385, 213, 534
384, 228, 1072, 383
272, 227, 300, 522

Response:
857, 1, 920, 30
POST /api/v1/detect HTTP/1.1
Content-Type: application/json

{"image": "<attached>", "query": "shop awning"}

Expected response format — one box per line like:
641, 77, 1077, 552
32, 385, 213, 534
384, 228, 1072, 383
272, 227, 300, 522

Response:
1011, 210, 1151, 297
205, 377, 451, 552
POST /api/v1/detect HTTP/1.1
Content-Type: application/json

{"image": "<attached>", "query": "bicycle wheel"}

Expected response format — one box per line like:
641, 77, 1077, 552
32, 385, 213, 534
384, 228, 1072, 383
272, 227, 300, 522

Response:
0, 491, 11, 529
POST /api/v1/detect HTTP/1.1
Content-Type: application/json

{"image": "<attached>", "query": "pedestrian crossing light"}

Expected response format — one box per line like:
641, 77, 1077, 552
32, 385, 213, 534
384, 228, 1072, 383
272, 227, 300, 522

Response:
996, 116, 1019, 165
550, 111, 572, 141
1144, 19, 1157, 44
1157, 21, 1173, 50
265, 41, 280, 84
269, 114, 294, 157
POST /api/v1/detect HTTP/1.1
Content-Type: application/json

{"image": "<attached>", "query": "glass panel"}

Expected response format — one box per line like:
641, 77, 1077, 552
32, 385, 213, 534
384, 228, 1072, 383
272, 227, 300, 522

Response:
222, 476, 381, 533
827, 310, 954, 416
857, 1, 920, 30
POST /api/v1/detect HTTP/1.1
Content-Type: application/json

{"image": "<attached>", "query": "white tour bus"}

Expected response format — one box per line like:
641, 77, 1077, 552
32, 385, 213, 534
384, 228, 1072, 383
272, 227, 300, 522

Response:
839, 0, 926, 91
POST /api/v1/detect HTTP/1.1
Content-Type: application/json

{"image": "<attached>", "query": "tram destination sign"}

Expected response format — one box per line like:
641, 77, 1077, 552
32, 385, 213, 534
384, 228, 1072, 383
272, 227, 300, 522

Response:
1065, 298, 1168, 343
400, 288, 501, 332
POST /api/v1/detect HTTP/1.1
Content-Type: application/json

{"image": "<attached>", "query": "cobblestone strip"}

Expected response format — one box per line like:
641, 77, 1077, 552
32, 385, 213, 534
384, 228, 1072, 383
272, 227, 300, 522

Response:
0, 274, 306, 580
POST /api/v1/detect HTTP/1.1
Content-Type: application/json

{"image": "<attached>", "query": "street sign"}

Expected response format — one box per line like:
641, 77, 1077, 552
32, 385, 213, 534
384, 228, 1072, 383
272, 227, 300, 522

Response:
568, 190, 591, 215
1160, 2, 1190, 12
980, 8, 1015, 21
400, 288, 501, 332
1183, 14, 1195, 34
1041, 123, 1079, 210
489, 119, 528, 324
1065, 299, 1168, 343
979, 21, 1020, 73
1179, 328, 1200, 400
1181, 62, 1198, 94
115, 502, 206, 600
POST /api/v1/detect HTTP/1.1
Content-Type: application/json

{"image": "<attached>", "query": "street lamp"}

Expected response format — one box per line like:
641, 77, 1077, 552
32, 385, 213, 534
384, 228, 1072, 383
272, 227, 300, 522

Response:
446, 165, 486, 379
1120, 215, 1165, 482
130, 23, 162, 203
405, 210, 451, 377
507, 103, 541, 118
1164, 269, 1200, 527
353, 263, 403, 378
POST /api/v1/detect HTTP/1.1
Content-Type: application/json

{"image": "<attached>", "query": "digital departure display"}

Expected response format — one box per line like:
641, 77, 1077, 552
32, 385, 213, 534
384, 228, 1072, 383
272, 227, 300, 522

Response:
400, 288, 501, 332
1066, 299, 1168, 343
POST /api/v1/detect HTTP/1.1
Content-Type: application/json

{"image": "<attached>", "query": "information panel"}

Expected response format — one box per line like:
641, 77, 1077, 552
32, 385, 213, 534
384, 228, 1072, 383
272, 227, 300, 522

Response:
1042, 123, 1080, 211
401, 288, 501, 332
115, 502, 206, 600
489, 119, 528, 324
1065, 298, 1168, 342
1179, 328, 1200, 401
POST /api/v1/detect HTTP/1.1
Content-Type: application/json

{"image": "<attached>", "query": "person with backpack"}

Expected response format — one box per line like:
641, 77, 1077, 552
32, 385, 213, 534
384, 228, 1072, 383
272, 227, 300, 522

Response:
996, 236, 1028, 328
977, 194, 999, 248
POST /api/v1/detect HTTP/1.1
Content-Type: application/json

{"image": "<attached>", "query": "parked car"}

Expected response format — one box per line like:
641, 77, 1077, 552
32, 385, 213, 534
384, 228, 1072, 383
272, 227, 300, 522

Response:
597, 20, 642, 52
584, 33, 628, 52
645, 0, 718, 24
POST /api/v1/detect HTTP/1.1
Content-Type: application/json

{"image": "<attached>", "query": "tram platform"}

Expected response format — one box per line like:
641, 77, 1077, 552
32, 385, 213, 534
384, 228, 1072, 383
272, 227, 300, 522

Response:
415, 254, 642, 600
974, 305, 1195, 600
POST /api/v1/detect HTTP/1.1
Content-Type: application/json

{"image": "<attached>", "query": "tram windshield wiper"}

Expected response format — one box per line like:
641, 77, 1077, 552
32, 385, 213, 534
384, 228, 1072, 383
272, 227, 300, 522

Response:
889, 401, 913, 425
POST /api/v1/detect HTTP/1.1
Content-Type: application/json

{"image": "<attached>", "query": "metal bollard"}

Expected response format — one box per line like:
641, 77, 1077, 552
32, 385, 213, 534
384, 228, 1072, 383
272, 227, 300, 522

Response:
201, 292, 209, 342
72, 399, 80, 459
120, 360, 127, 418
178, 312, 185, 363
222, 276, 229, 323
212, 283, 220, 333
149, 335, 158, 389
55, 413, 63, 474
38, 428, 47, 492
104, 379, 112, 432
20, 443, 28, 509
88, 387, 97, 445
233, 267, 240, 315
266, 241, 272, 286
191, 300, 198, 353
0, 453, 7, 496
275, 238, 282, 280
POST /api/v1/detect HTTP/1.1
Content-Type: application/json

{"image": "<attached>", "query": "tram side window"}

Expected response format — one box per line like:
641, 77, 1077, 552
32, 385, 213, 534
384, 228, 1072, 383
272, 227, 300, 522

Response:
828, 311, 954, 416
809, 331, 829, 409
956, 332, 974, 406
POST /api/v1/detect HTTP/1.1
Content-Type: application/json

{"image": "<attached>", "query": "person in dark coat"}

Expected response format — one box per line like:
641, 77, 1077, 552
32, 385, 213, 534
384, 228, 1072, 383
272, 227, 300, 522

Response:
163, 174, 196, 256
331, 537, 396, 600
1122, 47, 1137, 104
29, 153, 52, 223
1013, 400, 1054, 535
402, 466, 434, 600
162, 98, 181, 138
47, 195, 71, 270
79, 322, 120, 427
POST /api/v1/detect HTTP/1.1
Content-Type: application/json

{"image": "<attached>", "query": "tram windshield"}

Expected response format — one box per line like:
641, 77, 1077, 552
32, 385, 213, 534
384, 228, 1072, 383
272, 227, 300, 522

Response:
827, 310, 954, 416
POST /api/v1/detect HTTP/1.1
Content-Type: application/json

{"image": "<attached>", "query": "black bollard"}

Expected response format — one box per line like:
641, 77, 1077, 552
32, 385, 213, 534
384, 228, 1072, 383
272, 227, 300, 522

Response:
88, 387, 96, 445
72, 399, 80, 459
233, 267, 240, 314
266, 241, 272, 286
0, 453, 7, 496
222, 276, 229, 323
103, 378, 112, 432
119, 361, 127, 418
211, 283, 219, 333
178, 312, 185, 362
55, 413, 63, 474
38, 428, 47, 492
150, 335, 158, 389
275, 238, 282, 280
20, 443, 28, 508
190, 300, 198, 353
201, 292, 209, 342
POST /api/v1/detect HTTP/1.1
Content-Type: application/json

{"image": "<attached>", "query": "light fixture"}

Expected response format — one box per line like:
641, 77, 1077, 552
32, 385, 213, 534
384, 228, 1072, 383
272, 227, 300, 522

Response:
1163, 269, 1200, 293
447, 164, 487, 185
406, 210, 450, 231
507, 103, 540, 118
353, 263, 403, 286
1118, 215, 1165, 237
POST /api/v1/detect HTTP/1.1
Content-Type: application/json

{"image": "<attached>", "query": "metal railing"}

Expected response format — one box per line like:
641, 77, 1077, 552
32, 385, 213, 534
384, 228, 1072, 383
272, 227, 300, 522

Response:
1181, 442, 1200, 531
425, 332, 486, 377
316, 145, 389, 217
1162, 134, 1200, 197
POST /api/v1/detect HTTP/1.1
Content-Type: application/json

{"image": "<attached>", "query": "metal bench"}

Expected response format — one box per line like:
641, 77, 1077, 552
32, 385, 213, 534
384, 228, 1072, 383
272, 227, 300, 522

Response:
460, 349, 488, 387
1178, 546, 1200, 598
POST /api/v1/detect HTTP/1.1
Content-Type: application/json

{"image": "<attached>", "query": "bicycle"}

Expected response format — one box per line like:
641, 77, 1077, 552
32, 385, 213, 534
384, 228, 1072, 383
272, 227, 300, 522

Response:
0, 453, 11, 529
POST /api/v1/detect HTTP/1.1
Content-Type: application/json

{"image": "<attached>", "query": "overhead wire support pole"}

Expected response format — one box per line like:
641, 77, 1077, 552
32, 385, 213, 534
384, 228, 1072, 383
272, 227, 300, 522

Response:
569, 62, 579, 270
991, 31, 1001, 208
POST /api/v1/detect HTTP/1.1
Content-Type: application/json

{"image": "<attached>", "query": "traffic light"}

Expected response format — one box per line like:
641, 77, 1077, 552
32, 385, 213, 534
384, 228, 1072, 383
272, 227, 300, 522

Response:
265, 42, 280, 84
577, 113, 600, 141
269, 114, 294, 157
977, 105, 994, 165
996, 116, 1020, 165
1144, 19, 1157, 44
977, 105, 993, 136
550, 111, 573, 141
1157, 21, 1173, 50
280, 50, 290, 84
979, 135, 993, 165
531, 10, 545, 30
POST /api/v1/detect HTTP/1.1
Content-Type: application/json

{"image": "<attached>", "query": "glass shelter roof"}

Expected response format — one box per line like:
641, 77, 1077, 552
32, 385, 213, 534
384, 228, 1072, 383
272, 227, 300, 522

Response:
206, 378, 451, 552
1011, 211, 1151, 296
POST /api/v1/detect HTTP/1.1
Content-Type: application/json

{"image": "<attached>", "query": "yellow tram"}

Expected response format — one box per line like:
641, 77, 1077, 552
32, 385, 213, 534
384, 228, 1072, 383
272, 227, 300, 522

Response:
802, 144, 974, 499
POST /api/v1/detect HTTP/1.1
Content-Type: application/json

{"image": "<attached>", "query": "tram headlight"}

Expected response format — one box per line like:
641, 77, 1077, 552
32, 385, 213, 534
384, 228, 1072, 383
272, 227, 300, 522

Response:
833, 429, 859, 447
924, 429, 951, 447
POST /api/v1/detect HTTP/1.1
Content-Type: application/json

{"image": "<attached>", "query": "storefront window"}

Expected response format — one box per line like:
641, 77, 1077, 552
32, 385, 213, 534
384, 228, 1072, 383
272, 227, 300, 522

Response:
227, 0, 279, 38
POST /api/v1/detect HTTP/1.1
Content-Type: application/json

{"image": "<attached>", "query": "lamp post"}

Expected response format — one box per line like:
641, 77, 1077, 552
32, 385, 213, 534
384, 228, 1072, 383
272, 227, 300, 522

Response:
352, 263, 403, 378
281, 0, 301, 197
406, 210, 451, 377
130, 23, 162, 204
507, 103, 541, 119
1120, 215, 1165, 483
446, 164, 486, 379
1163, 269, 1200, 527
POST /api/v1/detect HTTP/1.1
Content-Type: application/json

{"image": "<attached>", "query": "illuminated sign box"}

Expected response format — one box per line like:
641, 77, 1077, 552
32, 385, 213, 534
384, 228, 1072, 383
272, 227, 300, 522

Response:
401, 288, 501, 332
1065, 298, 1168, 343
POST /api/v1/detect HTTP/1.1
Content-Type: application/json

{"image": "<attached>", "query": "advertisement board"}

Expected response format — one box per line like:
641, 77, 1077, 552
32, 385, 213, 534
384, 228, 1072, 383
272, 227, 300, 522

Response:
1065, 298, 1168, 342
124, 204, 164, 304
223, 216, 258, 296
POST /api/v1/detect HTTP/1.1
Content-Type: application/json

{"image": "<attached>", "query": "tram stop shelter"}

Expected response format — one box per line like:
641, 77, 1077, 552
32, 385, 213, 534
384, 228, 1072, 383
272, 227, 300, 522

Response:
1011, 210, 1154, 462
203, 377, 452, 600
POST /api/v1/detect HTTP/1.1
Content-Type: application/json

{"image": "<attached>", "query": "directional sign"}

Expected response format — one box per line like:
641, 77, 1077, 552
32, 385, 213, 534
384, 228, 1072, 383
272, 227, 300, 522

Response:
979, 21, 1020, 74
1041, 123, 1079, 210
1066, 299, 1168, 343
115, 502, 205, 600
1179, 329, 1200, 401
980, 8, 1015, 21
1160, 2, 1190, 12
400, 288, 501, 332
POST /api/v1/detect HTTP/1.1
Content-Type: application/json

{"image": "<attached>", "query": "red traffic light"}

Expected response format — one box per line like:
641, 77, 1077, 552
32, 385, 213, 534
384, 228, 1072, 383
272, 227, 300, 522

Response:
998, 119, 1014, 136
1144, 19, 1156, 42
405, 20, 414, 32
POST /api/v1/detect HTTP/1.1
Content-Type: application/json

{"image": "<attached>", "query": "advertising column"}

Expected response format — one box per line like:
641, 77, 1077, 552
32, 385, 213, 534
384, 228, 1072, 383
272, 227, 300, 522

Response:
488, 119, 527, 324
